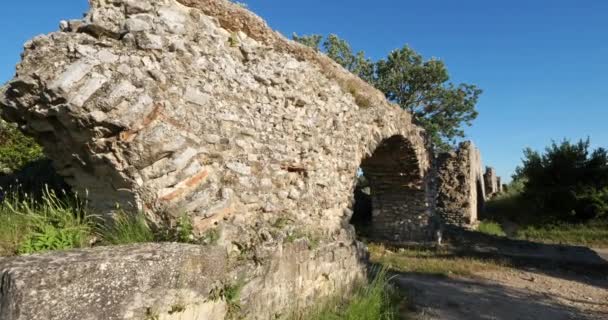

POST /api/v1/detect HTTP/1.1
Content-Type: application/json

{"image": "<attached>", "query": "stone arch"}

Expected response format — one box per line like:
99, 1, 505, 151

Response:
0, 0, 438, 318
351, 134, 432, 242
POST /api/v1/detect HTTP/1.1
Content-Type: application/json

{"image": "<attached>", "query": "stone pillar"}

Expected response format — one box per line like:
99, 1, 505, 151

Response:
484, 167, 499, 198
435, 141, 485, 227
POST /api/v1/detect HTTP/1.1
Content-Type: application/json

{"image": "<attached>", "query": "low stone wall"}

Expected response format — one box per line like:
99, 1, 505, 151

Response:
0, 237, 366, 320
0, 244, 228, 320
435, 141, 485, 227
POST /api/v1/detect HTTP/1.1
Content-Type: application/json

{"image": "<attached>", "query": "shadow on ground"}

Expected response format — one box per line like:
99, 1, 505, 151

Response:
439, 227, 608, 290
391, 271, 607, 320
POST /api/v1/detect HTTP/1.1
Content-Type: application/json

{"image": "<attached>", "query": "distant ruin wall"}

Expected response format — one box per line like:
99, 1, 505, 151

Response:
484, 167, 503, 198
435, 141, 485, 227
0, 0, 433, 318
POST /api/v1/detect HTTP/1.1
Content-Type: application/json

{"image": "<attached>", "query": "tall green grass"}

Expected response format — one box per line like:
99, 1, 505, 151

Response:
0, 190, 194, 256
0, 190, 93, 255
95, 211, 155, 245
295, 269, 403, 320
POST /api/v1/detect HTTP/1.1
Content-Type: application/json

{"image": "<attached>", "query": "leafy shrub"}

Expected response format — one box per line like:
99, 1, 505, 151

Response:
515, 138, 608, 220
0, 121, 44, 173
176, 214, 194, 243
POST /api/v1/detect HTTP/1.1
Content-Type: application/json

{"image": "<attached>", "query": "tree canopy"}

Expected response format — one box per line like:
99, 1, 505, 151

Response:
292, 33, 482, 151
514, 138, 608, 220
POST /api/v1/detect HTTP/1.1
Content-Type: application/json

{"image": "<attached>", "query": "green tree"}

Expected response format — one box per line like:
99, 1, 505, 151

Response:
292, 33, 323, 51
375, 47, 481, 149
293, 33, 375, 83
292, 34, 481, 151
515, 138, 608, 220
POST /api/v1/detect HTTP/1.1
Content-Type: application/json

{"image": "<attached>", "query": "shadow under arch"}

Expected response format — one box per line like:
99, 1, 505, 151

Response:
350, 135, 432, 242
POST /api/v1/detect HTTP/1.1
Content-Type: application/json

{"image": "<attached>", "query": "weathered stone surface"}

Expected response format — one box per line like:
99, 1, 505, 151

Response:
0, 243, 228, 320
0, 0, 433, 318
436, 141, 485, 227
0, 0, 430, 233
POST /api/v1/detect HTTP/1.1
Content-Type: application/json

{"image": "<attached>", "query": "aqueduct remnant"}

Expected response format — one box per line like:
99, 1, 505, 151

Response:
436, 142, 487, 227
0, 0, 438, 319
0, 0, 503, 318
484, 166, 501, 198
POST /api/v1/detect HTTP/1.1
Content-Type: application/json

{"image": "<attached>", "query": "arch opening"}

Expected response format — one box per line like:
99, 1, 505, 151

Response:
350, 135, 429, 242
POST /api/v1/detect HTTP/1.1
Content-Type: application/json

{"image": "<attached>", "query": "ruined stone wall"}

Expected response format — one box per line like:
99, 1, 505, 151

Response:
435, 141, 485, 227
0, 0, 432, 318
484, 167, 501, 198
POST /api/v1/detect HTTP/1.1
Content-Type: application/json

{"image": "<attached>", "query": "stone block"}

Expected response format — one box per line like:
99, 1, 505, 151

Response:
0, 243, 228, 320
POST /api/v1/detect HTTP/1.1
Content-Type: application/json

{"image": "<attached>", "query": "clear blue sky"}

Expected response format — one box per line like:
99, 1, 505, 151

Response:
1, 1, 607, 182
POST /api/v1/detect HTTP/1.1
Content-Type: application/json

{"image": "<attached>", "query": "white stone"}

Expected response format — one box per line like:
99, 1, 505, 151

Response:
69, 73, 108, 107
184, 87, 211, 106
124, 0, 153, 14
226, 162, 251, 176
107, 80, 138, 105
137, 33, 164, 50
49, 59, 98, 93
158, 6, 188, 34
125, 16, 152, 32
97, 49, 118, 63
204, 134, 220, 144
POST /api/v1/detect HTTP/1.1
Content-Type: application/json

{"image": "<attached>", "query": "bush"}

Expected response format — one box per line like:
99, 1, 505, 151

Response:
515, 138, 608, 221
0, 121, 44, 173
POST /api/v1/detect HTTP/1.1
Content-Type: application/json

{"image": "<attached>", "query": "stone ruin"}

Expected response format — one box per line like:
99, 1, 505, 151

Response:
435, 141, 486, 227
0, 0, 438, 319
484, 166, 501, 198
0, 0, 502, 318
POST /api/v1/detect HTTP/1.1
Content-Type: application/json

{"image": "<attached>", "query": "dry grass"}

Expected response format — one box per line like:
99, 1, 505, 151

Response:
369, 244, 506, 278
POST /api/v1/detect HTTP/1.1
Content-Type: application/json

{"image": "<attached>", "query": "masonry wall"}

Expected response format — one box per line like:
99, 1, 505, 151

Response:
0, 0, 432, 318
435, 141, 485, 227
360, 135, 432, 241
484, 166, 503, 198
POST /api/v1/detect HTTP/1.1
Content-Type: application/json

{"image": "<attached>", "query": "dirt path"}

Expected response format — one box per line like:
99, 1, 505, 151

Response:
392, 243, 608, 320
397, 267, 608, 320
594, 248, 608, 261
